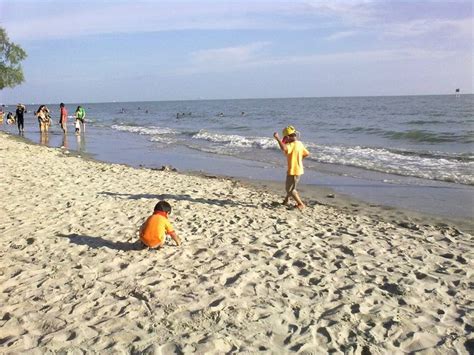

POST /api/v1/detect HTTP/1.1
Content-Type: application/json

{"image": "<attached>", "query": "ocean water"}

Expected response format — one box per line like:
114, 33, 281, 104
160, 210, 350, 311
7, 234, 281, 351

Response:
96, 95, 473, 185
3, 94, 473, 218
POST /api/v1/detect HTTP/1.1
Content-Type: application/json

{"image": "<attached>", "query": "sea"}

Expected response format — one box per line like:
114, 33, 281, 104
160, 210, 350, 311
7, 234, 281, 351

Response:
2, 95, 473, 219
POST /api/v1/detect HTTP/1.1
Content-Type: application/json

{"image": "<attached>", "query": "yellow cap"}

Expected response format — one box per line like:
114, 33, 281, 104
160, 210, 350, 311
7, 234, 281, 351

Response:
282, 125, 296, 137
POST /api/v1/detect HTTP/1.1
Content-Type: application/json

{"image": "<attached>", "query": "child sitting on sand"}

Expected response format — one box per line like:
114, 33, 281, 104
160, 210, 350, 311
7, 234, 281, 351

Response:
273, 125, 310, 210
139, 201, 181, 248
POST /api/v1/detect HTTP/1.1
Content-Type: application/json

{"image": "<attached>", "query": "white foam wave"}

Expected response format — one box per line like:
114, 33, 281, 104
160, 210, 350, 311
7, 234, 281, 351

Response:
313, 145, 474, 185
193, 130, 275, 149
111, 124, 177, 135
191, 130, 473, 184
111, 126, 473, 184
150, 136, 177, 144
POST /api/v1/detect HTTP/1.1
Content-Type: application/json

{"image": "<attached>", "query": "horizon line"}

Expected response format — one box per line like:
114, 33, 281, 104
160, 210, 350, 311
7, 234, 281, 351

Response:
2, 92, 473, 106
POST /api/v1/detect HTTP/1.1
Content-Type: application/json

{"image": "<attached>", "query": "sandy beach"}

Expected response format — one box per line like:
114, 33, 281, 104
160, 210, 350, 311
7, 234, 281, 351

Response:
0, 131, 472, 353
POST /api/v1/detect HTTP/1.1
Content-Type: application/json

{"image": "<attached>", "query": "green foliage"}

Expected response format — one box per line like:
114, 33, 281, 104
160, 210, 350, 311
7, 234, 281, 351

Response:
0, 27, 27, 90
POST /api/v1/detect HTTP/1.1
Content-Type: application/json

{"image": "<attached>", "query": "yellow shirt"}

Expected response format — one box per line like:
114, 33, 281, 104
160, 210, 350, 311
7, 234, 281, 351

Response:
286, 141, 309, 176
140, 212, 174, 248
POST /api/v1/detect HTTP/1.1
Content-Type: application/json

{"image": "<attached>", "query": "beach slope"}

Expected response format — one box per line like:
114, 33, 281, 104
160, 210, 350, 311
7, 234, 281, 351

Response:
0, 133, 472, 353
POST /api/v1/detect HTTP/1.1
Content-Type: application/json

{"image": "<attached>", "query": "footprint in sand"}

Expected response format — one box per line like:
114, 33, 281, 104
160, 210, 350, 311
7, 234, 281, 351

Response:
316, 327, 332, 343
350, 304, 360, 314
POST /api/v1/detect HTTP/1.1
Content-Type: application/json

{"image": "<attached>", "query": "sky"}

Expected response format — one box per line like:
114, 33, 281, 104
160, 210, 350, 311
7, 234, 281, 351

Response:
0, 0, 472, 103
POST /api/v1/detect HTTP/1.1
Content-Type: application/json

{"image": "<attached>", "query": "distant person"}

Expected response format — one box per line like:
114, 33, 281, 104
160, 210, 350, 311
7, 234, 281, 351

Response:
75, 106, 86, 132
16, 104, 26, 133
35, 105, 51, 133
6, 112, 15, 125
139, 201, 181, 249
273, 125, 310, 210
74, 118, 80, 135
59, 103, 68, 133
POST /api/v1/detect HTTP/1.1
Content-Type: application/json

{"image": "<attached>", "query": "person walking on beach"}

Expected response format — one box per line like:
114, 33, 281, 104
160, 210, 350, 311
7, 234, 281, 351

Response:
15, 104, 26, 133
75, 106, 86, 133
59, 103, 68, 133
36, 105, 51, 133
273, 125, 310, 210
139, 201, 181, 249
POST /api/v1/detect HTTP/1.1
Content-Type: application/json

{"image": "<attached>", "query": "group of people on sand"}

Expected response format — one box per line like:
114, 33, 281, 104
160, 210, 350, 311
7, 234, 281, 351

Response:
36, 104, 86, 135
139, 124, 309, 250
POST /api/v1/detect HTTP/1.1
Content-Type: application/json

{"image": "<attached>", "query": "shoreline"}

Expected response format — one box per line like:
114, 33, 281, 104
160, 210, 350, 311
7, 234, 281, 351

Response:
2, 105, 473, 223
5, 129, 474, 234
0, 131, 472, 353
236, 176, 474, 235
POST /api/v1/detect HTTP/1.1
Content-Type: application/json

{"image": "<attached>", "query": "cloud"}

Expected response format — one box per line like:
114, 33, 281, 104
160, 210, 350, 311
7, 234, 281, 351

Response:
0, 1, 329, 40
1, 0, 472, 43
308, 0, 473, 41
304, 0, 377, 23
167, 42, 270, 76
382, 18, 473, 38
324, 30, 358, 41
192, 42, 271, 65
177, 42, 459, 76
254, 48, 458, 69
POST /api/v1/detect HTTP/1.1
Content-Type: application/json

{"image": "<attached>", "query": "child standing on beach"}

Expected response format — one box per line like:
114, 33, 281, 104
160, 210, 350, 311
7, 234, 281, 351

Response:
74, 118, 80, 134
75, 106, 86, 132
139, 201, 181, 248
273, 125, 310, 210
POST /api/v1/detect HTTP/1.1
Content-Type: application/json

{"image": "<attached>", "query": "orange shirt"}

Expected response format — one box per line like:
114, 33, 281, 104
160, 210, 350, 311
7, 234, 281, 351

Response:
140, 211, 174, 248
285, 141, 309, 176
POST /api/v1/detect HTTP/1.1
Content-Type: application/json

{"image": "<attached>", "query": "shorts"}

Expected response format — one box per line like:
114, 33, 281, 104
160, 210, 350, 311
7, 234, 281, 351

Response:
285, 174, 300, 193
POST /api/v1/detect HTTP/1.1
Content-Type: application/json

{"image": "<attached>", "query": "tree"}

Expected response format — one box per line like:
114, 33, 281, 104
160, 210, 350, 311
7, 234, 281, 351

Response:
0, 27, 27, 90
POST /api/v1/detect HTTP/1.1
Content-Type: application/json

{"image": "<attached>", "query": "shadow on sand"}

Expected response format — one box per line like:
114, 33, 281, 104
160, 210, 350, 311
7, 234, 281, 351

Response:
98, 191, 255, 208
58, 233, 144, 251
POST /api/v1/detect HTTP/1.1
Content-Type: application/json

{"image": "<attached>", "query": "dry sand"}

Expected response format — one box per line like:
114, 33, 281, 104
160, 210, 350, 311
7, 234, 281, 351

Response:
0, 132, 472, 354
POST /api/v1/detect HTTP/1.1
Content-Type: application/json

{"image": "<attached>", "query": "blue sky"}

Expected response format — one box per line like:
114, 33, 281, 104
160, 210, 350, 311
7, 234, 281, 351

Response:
0, 0, 472, 103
